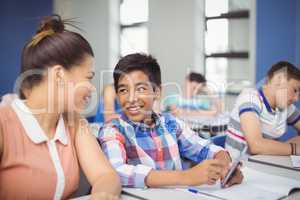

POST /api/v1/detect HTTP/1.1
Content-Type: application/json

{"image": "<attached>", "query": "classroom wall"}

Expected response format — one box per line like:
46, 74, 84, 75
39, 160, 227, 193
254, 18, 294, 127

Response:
54, 0, 120, 115
148, 0, 205, 98
56, 0, 120, 83
256, 0, 298, 83
256, 0, 300, 140
0, 0, 53, 96
297, 0, 300, 68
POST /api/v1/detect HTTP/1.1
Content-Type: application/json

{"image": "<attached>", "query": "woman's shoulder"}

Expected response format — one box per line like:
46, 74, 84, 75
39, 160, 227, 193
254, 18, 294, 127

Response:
0, 105, 17, 160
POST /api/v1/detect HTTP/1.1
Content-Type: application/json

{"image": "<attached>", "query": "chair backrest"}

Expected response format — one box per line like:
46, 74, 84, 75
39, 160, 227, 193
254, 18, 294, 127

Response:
211, 134, 227, 148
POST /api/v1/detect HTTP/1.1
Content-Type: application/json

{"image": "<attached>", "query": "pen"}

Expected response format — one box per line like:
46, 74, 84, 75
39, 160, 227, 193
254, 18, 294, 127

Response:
187, 187, 228, 200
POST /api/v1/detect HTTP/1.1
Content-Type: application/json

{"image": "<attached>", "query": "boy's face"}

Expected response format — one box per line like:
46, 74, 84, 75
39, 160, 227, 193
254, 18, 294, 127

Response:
185, 80, 204, 97
275, 78, 300, 109
116, 70, 159, 123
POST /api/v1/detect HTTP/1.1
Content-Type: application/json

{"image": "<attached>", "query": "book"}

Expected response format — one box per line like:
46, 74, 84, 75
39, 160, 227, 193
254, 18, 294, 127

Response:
291, 156, 300, 168
182, 167, 300, 200
248, 155, 300, 171
123, 167, 300, 200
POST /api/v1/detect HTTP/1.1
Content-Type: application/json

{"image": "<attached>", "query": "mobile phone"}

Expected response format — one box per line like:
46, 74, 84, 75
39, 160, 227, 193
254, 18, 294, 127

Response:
220, 160, 240, 188
221, 145, 247, 188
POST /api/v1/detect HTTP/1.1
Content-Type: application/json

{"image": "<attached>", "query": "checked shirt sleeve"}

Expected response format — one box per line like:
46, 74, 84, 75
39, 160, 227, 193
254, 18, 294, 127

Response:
98, 125, 152, 188
174, 118, 224, 162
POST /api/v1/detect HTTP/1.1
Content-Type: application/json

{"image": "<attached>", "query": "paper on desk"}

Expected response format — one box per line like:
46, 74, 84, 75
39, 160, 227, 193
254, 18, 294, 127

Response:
178, 167, 300, 200
291, 156, 300, 168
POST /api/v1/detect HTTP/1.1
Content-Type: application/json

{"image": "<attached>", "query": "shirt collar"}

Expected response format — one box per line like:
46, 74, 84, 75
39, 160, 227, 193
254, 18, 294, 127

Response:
120, 112, 161, 131
258, 88, 274, 114
11, 99, 68, 145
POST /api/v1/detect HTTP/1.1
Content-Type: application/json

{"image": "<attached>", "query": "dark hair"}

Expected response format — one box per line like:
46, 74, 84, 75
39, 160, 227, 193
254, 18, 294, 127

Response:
19, 14, 94, 99
267, 61, 300, 81
113, 53, 161, 91
186, 72, 206, 84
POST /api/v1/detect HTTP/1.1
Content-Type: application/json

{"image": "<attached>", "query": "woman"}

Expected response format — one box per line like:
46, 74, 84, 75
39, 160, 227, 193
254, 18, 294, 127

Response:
0, 15, 121, 199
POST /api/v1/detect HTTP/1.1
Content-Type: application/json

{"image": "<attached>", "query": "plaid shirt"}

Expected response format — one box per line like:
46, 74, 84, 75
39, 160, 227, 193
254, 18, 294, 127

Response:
98, 113, 223, 188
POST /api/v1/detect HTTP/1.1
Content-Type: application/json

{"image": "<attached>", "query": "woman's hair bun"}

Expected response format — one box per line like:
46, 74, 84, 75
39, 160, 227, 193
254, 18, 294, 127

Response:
37, 14, 65, 34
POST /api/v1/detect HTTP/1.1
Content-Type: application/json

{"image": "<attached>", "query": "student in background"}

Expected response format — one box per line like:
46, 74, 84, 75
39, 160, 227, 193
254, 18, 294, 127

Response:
98, 53, 243, 188
0, 15, 120, 199
165, 72, 220, 118
225, 61, 300, 159
94, 83, 122, 124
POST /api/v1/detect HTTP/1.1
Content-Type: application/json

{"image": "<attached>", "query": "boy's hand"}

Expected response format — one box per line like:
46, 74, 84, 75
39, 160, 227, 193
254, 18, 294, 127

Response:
214, 150, 231, 178
183, 159, 224, 185
222, 165, 244, 188
214, 150, 244, 187
90, 192, 120, 200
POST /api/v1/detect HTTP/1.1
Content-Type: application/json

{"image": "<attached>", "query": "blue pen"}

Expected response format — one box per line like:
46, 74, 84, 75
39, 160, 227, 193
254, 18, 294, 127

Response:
187, 187, 227, 200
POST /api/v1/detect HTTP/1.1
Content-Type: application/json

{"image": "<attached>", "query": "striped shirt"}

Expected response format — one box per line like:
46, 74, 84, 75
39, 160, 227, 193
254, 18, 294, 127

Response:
98, 113, 223, 188
225, 88, 300, 159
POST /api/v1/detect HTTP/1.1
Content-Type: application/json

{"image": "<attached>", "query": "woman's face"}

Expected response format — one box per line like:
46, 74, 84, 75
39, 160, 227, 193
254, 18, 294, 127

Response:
61, 55, 96, 113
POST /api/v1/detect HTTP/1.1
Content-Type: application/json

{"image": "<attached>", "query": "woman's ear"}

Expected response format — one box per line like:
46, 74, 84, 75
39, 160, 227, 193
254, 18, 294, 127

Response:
51, 65, 65, 83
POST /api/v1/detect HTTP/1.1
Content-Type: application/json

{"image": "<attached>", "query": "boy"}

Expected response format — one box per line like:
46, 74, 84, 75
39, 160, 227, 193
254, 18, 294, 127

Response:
98, 53, 243, 188
165, 72, 220, 118
225, 61, 300, 159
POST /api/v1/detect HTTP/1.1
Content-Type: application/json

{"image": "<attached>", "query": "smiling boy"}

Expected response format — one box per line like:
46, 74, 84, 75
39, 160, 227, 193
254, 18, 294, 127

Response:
98, 53, 243, 188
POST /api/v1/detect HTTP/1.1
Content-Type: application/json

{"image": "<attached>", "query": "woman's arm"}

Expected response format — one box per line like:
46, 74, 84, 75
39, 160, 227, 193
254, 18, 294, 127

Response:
75, 119, 121, 197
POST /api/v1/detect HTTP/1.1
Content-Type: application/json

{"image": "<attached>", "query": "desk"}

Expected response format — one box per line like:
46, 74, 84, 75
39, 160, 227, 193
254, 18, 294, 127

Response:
74, 158, 300, 200
245, 158, 300, 200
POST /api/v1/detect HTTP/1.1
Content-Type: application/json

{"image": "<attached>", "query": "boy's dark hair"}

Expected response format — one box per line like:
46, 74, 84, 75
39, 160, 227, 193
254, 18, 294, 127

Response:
20, 14, 94, 99
186, 72, 206, 84
113, 53, 161, 91
267, 61, 300, 81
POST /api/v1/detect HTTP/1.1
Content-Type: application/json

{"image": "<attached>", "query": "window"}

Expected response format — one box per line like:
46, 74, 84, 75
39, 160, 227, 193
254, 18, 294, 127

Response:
204, 0, 250, 93
204, 0, 229, 84
120, 0, 149, 56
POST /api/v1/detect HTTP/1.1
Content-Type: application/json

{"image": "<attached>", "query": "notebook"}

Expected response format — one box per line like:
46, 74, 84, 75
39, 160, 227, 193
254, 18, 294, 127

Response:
248, 155, 300, 171
178, 166, 300, 200
291, 156, 300, 168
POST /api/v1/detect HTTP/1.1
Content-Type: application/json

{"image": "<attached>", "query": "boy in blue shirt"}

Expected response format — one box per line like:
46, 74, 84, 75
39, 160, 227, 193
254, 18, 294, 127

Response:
98, 53, 243, 188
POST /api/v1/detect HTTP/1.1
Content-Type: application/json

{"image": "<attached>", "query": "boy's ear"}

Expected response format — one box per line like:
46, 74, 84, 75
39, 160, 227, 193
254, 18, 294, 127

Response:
154, 87, 161, 100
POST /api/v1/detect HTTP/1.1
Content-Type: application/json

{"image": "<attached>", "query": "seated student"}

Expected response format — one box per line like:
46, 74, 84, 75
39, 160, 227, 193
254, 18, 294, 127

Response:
165, 72, 220, 118
94, 83, 122, 124
0, 15, 120, 199
98, 53, 243, 188
225, 61, 300, 159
